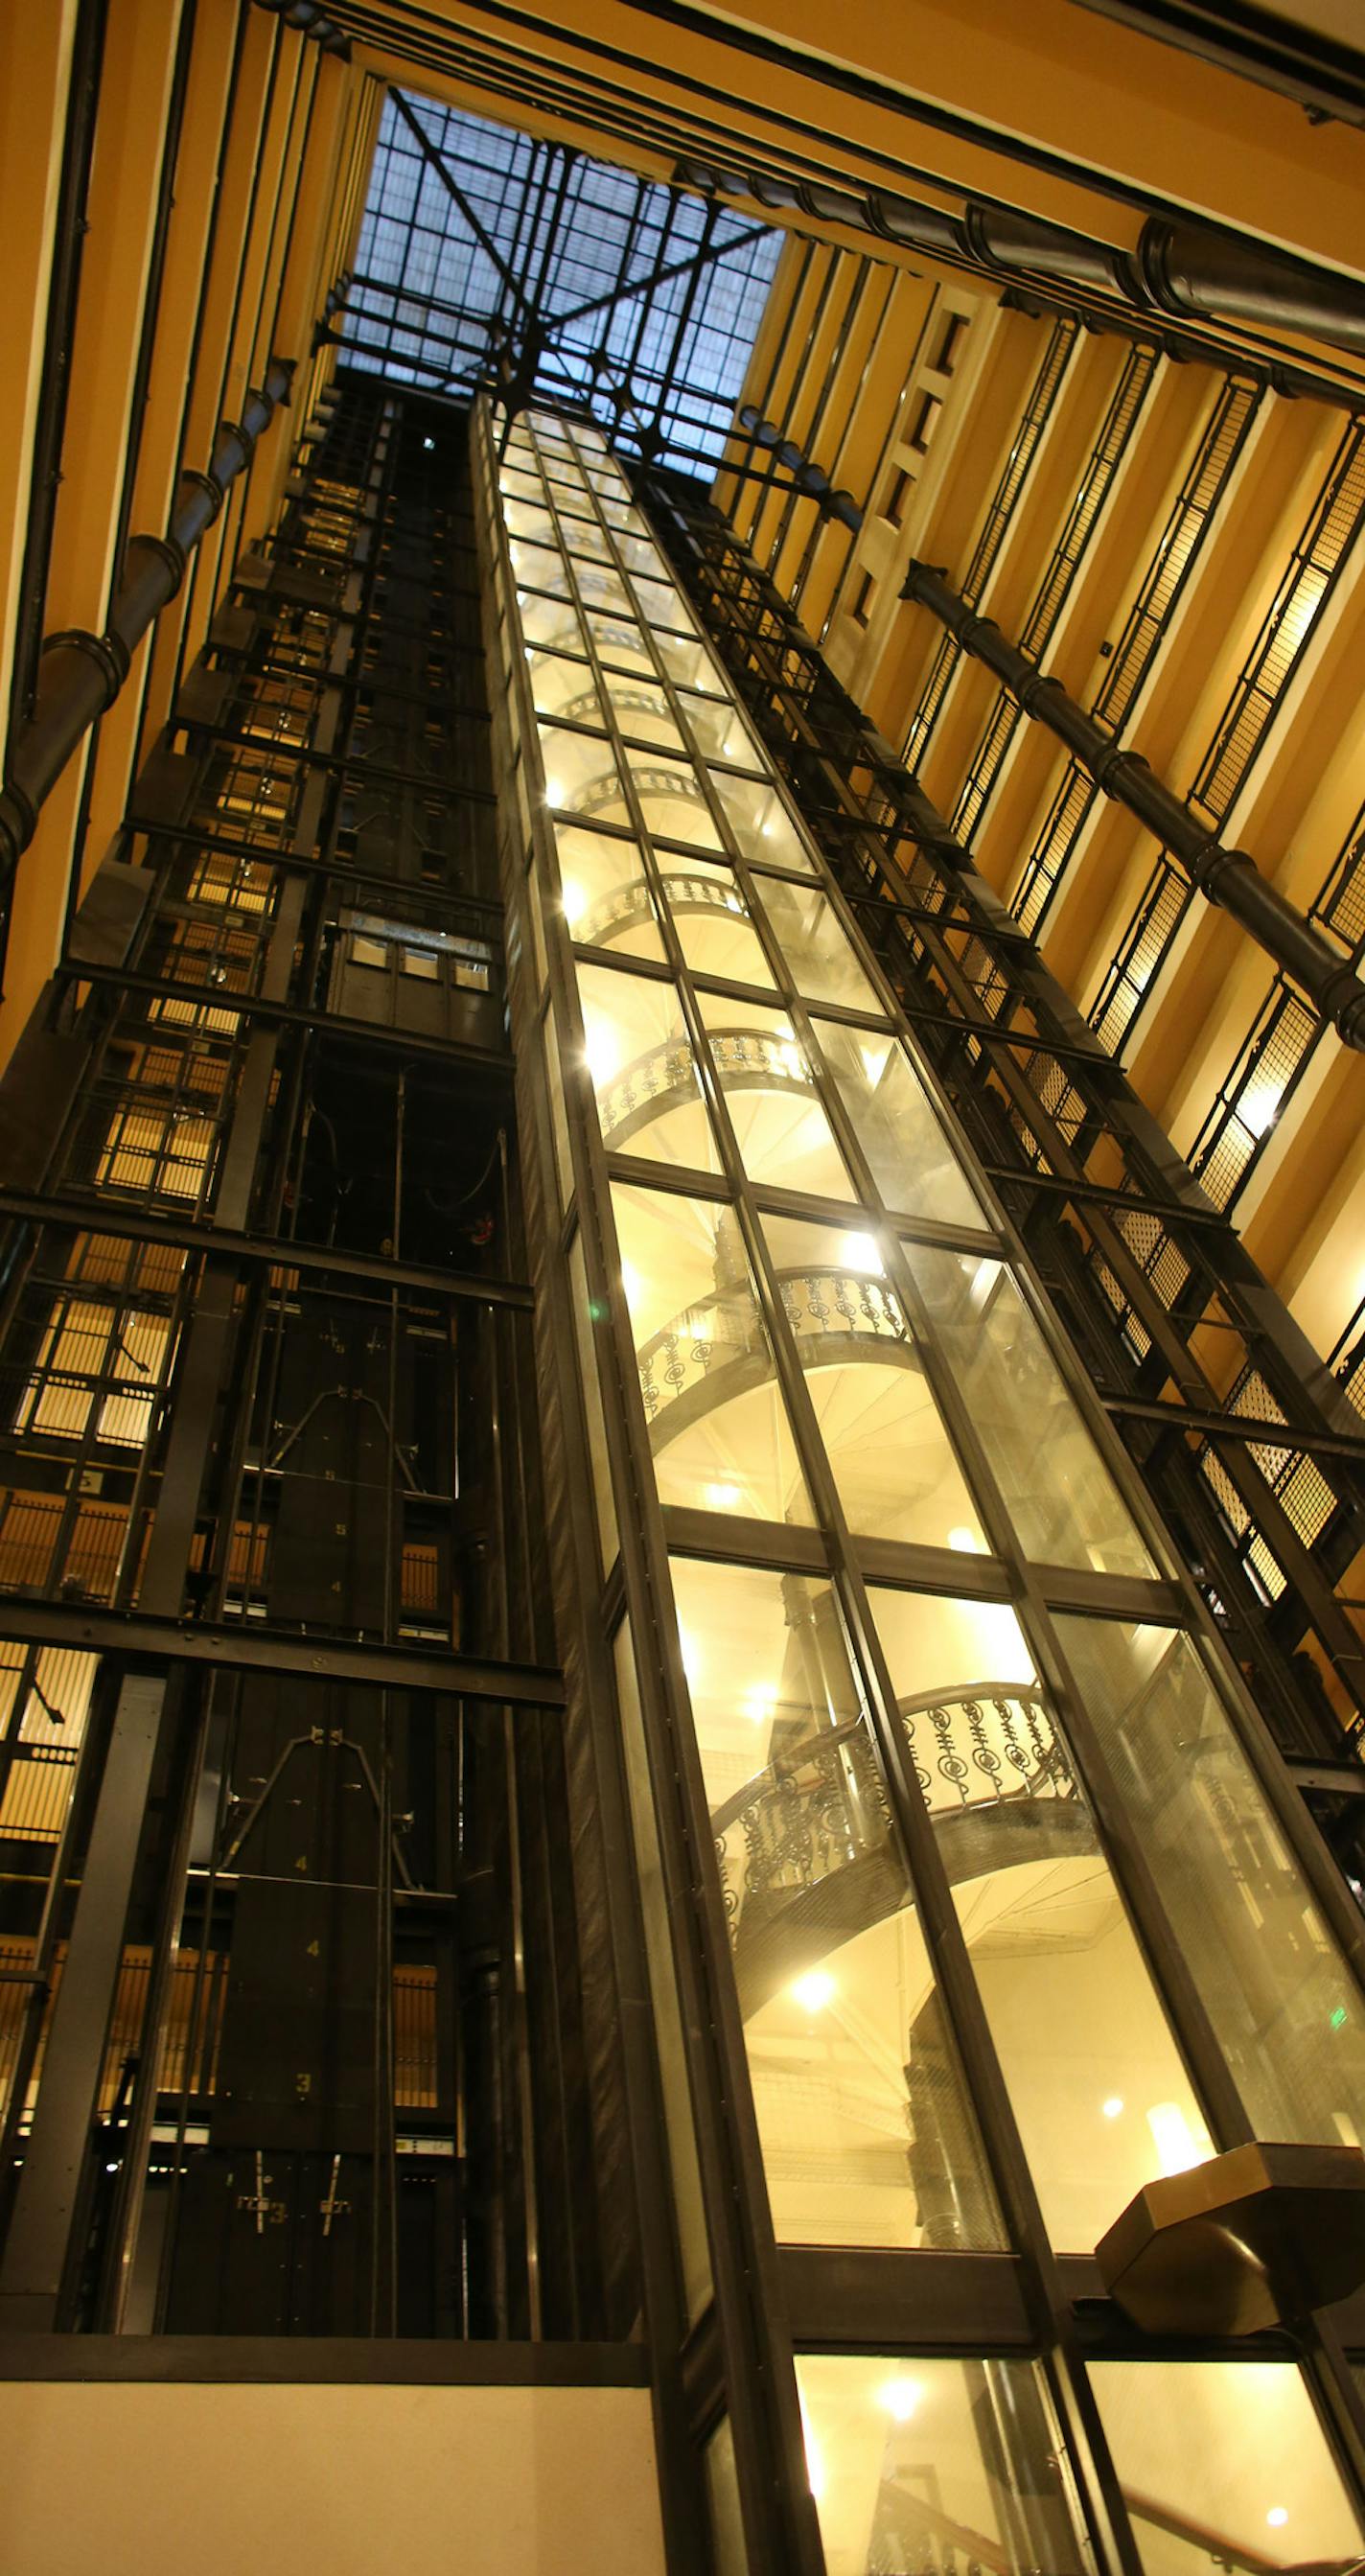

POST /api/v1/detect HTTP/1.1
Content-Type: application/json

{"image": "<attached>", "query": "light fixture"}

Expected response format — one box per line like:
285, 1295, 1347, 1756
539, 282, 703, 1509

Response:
706, 1481, 741, 1510
791, 1969, 835, 2014
583, 1029, 618, 1087
561, 880, 587, 928
544, 777, 565, 805
1146, 2101, 1214, 2177
860, 1040, 890, 1086
422, 434, 435, 451
876, 2379, 922, 2423
839, 1231, 883, 1275
1102, 2097, 1125, 2121
744, 1684, 776, 1727
1266, 2509, 1288, 2530
947, 1526, 983, 1553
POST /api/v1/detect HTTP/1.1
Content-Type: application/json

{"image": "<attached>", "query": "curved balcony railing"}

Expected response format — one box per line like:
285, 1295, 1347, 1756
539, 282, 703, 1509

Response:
598, 1022, 811, 1149
564, 761, 717, 829
580, 869, 747, 953
637, 1265, 915, 1448
708, 1683, 1081, 2010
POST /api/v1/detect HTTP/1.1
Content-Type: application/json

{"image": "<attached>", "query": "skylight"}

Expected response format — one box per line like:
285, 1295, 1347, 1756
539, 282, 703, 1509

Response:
342, 92, 782, 477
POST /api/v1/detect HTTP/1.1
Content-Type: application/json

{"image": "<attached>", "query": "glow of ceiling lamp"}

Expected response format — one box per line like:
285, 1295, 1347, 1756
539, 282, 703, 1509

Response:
543, 777, 565, 806
860, 1040, 890, 1086
618, 1260, 641, 1311
800, 2409, 825, 2503
1146, 2100, 1214, 2177
1266, 2509, 1289, 2530
876, 2379, 922, 2424
776, 1041, 805, 1080
583, 1028, 618, 1087
790, 1969, 836, 2014
561, 880, 588, 929
705, 1481, 742, 1511
1101, 2097, 1125, 2121
1240, 1085, 1282, 1141
744, 1684, 776, 1727
840, 1232, 884, 1275
947, 1525, 984, 1554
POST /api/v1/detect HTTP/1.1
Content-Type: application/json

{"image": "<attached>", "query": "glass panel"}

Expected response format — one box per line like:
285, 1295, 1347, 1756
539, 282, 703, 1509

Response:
558, 515, 613, 563
1057, 1619, 1365, 2146
761, 1213, 984, 1551
557, 824, 665, 962
625, 750, 726, 852
680, 689, 765, 770
508, 539, 569, 594
796, 2353, 1085, 2576
567, 1231, 618, 1569
502, 499, 557, 545
671, 1554, 1002, 2248
657, 854, 775, 988
752, 877, 886, 1012
705, 2417, 749, 2575
815, 1022, 985, 1230
654, 629, 727, 693
612, 1184, 814, 1525
871, 1586, 1215, 2249
537, 724, 627, 824
1093, 2360, 1364, 2576
601, 676, 685, 752
617, 531, 670, 581
633, 572, 695, 634
585, 611, 656, 676
518, 592, 583, 655
572, 563, 634, 618
905, 1249, 1157, 1578
527, 651, 602, 729
710, 770, 817, 876
613, 1622, 714, 2326
695, 994, 856, 1203
578, 962, 719, 1173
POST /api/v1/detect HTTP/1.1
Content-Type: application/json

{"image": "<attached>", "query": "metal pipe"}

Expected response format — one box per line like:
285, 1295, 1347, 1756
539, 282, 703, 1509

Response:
901, 555, 1365, 1050
0, 356, 295, 884
677, 151, 1365, 379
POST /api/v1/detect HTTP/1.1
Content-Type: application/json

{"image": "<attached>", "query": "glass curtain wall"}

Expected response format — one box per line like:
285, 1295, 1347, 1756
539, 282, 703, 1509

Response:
474, 403, 1365, 2576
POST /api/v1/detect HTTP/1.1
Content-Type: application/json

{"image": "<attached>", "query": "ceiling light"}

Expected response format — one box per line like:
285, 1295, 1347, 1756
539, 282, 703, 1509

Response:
1266, 2509, 1288, 2530
706, 1481, 741, 1510
839, 1231, 883, 1274
791, 1969, 835, 2014
876, 2379, 921, 2423
1102, 2097, 1124, 2121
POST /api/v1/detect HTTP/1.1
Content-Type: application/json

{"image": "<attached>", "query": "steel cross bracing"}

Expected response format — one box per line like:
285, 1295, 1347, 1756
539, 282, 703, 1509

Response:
637, 470, 1365, 1822
338, 89, 781, 476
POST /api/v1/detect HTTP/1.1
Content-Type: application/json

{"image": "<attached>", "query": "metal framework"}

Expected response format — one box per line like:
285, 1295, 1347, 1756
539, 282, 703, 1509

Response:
335, 89, 781, 476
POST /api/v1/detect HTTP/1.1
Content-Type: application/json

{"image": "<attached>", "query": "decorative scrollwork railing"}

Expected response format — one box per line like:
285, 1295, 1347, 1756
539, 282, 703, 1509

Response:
597, 1020, 813, 1145
708, 1683, 1079, 2008
580, 869, 747, 953
637, 1265, 917, 1445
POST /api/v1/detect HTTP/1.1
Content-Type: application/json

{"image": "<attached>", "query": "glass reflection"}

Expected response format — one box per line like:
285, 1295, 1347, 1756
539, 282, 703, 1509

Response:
671, 1554, 1001, 2248
752, 876, 886, 1012
695, 995, 855, 1203
871, 1586, 1215, 2248
710, 769, 817, 876
657, 855, 775, 988
905, 1248, 1157, 1578
796, 2353, 1084, 2576
1093, 2360, 1364, 2576
578, 961, 718, 1172
585, 611, 656, 676
557, 824, 665, 962
1058, 1618, 1365, 2147
761, 1212, 984, 1551
612, 1184, 813, 1524
815, 1021, 984, 1230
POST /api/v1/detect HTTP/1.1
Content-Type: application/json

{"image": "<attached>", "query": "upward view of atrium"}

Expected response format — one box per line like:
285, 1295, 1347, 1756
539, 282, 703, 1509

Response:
2, 6, 1365, 2574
